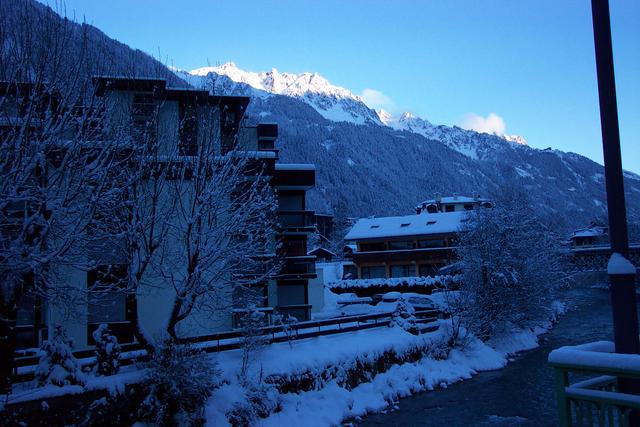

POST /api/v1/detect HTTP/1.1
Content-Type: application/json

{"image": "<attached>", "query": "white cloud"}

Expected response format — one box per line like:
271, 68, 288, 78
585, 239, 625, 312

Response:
359, 88, 397, 112
460, 112, 507, 135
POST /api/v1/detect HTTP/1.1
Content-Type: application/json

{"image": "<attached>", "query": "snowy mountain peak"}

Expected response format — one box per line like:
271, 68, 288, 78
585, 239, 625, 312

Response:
182, 62, 382, 125
503, 134, 528, 146
399, 112, 417, 121
376, 109, 393, 125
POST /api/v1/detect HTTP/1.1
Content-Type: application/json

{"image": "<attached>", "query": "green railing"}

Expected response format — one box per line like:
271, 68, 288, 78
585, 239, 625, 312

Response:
549, 341, 640, 426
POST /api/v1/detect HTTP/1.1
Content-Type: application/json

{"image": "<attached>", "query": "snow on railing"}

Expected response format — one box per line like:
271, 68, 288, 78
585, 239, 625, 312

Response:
549, 341, 640, 426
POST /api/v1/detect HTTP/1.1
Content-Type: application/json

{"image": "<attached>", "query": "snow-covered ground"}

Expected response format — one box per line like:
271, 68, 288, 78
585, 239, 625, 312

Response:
205, 301, 565, 426
4, 300, 564, 426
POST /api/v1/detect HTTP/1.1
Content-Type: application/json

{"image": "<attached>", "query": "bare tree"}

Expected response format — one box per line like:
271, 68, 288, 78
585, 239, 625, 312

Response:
454, 186, 566, 340
162, 145, 278, 340
0, 1, 126, 392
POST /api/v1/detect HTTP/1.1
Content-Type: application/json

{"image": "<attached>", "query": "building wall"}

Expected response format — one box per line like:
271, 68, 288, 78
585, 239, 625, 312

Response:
308, 268, 325, 314
14, 81, 317, 350
352, 234, 456, 279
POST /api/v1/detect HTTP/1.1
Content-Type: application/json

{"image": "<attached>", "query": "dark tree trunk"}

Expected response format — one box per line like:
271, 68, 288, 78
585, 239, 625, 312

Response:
0, 302, 18, 394
166, 297, 183, 342
130, 294, 154, 355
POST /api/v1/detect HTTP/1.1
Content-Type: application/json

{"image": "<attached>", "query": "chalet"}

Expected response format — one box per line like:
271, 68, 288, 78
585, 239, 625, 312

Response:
6, 77, 317, 350
416, 194, 492, 214
345, 211, 465, 279
308, 247, 336, 262
569, 222, 609, 248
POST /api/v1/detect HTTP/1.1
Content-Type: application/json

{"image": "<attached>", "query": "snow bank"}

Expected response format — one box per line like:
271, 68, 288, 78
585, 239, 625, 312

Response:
328, 274, 460, 290
205, 301, 563, 427
5, 368, 146, 405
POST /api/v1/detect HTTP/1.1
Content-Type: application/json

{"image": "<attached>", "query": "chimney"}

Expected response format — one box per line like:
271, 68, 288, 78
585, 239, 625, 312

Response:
435, 192, 442, 202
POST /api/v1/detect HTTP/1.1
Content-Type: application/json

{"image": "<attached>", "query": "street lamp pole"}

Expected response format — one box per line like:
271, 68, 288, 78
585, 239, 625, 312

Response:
590, 0, 639, 387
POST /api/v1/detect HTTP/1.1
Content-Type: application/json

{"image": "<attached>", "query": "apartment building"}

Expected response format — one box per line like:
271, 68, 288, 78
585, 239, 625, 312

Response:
3, 77, 316, 350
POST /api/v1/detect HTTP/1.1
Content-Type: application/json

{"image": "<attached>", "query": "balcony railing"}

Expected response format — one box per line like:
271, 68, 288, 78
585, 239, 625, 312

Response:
549, 341, 640, 426
278, 257, 316, 277
277, 210, 315, 230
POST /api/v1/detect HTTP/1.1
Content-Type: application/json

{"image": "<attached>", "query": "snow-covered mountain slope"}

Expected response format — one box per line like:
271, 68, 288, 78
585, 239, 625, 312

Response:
175, 62, 382, 126
173, 64, 640, 230
377, 110, 528, 159
177, 63, 530, 161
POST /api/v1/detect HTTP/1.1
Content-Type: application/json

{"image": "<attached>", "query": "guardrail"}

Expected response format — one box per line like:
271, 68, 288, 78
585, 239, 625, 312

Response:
12, 309, 442, 382
548, 341, 640, 426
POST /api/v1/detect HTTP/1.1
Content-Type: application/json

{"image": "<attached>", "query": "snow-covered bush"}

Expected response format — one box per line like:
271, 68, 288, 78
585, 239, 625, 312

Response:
227, 378, 281, 427
139, 339, 219, 426
391, 299, 418, 334
273, 312, 298, 348
92, 324, 121, 376
455, 186, 566, 340
237, 308, 269, 379
35, 325, 85, 387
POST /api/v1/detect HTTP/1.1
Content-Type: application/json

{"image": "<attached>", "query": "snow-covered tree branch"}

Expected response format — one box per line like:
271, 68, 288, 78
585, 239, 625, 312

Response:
453, 186, 567, 340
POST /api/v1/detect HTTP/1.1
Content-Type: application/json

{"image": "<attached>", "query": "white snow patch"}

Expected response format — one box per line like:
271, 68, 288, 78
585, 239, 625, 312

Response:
608, 253, 637, 275
514, 167, 533, 178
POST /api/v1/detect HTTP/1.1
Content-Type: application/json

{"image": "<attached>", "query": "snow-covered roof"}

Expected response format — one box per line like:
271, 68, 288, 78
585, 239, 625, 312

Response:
572, 229, 603, 238
308, 247, 337, 257
345, 211, 465, 241
571, 225, 607, 239
419, 196, 489, 205
275, 163, 316, 171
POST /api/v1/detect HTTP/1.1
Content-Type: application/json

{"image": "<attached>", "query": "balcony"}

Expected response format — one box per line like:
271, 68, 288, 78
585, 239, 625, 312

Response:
352, 246, 456, 264
549, 341, 640, 426
277, 210, 315, 232
277, 256, 317, 279
273, 164, 315, 189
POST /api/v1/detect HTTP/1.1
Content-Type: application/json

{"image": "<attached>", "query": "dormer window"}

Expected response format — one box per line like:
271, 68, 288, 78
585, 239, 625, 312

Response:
370, 225, 380, 229
426, 220, 436, 225
400, 223, 410, 227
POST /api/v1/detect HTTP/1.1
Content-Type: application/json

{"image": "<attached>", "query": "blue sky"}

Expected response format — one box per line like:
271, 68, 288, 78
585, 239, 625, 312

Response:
50, 0, 638, 172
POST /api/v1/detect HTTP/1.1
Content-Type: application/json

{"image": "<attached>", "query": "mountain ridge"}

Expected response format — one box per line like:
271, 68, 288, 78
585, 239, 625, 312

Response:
177, 63, 640, 230
179, 63, 532, 161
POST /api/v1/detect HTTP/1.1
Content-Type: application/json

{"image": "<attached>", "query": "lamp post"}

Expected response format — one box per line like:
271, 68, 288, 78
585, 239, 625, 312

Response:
590, 0, 639, 393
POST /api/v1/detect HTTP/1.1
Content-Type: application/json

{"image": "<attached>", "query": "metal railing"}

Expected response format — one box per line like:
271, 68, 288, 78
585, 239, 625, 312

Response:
549, 341, 640, 426
12, 308, 442, 382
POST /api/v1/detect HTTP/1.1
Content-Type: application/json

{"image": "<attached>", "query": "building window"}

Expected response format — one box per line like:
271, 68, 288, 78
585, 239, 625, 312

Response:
445, 205, 455, 212
278, 192, 305, 211
282, 237, 307, 257
390, 264, 415, 278
277, 282, 307, 307
16, 293, 44, 350
131, 93, 157, 147
464, 204, 474, 210
388, 240, 414, 250
233, 283, 268, 309
87, 264, 134, 344
359, 242, 387, 252
361, 265, 386, 279
418, 239, 447, 248
426, 204, 438, 214
179, 102, 198, 155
